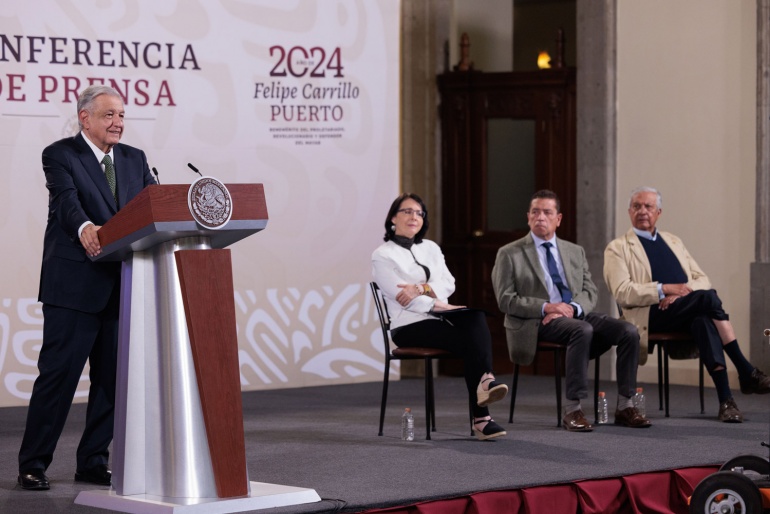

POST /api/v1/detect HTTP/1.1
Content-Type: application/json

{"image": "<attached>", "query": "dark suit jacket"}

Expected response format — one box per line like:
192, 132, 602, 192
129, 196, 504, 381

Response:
38, 132, 156, 313
491, 233, 598, 366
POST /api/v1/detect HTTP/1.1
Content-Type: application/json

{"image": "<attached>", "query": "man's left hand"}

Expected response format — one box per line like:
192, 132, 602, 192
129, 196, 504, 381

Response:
542, 312, 564, 325
544, 302, 574, 318
659, 294, 680, 310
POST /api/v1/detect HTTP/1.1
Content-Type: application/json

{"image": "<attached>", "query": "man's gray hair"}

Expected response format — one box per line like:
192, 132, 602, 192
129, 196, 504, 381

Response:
77, 85, 122, 129
629, 186, 662, 210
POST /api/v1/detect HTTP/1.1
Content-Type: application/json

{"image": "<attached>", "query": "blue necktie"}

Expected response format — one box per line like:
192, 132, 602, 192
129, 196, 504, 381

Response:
542, 242, 572, 304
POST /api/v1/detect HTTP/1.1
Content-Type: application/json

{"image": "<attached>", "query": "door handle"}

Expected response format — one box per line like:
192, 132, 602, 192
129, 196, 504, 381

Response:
472, 230, 484, 238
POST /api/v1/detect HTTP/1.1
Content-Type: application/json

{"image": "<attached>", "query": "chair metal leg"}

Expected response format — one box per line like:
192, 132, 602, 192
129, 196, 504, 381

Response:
699, 357, 705, 414
424, 358, 433, 440
428, 362, 437, 432
430, 387, 437, 431
662, 344, 669, 417
469, 398, 474, 437
657, 344, 664, 411
509, 364, 520, 423
554, 349, 562, 428
378, 359, 391, 436
593, 355, 601, 424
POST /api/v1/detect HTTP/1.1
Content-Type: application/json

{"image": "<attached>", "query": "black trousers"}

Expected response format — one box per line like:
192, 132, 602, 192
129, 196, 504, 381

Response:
649, 289, 728, 371
392, 310, 494, 418
18, 287, 119, 473
538, 313, 639, 401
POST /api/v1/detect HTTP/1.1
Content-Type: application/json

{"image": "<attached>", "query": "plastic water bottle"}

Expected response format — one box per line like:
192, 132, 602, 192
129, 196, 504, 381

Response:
401, 408, 414, 441
597, 392, 609, 424
633, 387, 646, 417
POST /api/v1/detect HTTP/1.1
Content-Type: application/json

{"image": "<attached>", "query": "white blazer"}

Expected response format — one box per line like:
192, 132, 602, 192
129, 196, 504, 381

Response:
371, 239, 456, 330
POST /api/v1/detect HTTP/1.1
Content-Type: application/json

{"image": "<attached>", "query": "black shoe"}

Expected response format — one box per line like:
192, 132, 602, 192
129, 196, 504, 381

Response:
74, 464, 111, 486
18, 469, 49, 490
473, 418, 506, 441
740, 368, 770, 395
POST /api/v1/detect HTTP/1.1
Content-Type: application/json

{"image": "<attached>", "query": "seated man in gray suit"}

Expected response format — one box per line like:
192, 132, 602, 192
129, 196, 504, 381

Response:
604, 186, 770, 423
492, 190, 651, 431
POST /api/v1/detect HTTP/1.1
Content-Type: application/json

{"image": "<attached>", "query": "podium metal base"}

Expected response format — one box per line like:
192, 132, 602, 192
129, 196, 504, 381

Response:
74, 481, 321, 514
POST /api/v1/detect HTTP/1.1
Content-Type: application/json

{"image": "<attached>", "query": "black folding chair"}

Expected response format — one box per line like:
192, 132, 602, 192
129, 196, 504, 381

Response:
370, 282, 473, 439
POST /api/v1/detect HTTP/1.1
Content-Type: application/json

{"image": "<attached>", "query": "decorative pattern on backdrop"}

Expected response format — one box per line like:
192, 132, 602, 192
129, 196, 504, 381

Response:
1, 285, 390, 407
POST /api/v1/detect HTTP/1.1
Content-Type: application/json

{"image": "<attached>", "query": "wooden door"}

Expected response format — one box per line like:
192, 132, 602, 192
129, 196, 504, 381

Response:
437, 69, 576, 375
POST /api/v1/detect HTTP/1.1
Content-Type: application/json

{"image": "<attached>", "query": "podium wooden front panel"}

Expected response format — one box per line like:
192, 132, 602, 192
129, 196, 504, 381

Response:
176, 249, 247, 498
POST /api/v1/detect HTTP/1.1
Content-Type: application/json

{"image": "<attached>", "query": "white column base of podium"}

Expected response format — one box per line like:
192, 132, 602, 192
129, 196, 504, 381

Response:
75, 481, 321, 514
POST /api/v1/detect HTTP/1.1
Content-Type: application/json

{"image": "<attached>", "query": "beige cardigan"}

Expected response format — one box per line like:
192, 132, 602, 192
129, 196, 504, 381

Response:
603, 228, 711, 365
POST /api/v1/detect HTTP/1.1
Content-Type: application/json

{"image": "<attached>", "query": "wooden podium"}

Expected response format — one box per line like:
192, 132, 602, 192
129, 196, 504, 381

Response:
74, 184, 320, 513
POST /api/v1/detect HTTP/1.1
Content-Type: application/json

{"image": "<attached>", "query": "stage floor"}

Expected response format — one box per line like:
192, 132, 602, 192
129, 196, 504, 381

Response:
1, 373, 768, 513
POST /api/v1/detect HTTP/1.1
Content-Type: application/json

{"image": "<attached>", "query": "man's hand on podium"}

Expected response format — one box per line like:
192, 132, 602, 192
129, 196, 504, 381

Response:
80, 223, 103, 257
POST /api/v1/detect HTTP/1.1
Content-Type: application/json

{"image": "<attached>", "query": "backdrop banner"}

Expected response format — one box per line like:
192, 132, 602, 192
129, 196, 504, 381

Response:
0, 1, 400, 407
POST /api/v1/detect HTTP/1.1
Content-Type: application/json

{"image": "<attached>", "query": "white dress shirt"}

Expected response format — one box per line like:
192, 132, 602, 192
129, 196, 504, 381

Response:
530, 233, 583, 316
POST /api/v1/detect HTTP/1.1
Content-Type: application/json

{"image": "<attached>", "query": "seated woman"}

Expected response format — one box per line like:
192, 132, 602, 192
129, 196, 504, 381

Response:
371, 193, 508, 440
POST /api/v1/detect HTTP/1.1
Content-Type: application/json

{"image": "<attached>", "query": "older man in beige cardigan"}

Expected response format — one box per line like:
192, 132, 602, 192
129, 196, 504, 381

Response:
604, 186, 770, 423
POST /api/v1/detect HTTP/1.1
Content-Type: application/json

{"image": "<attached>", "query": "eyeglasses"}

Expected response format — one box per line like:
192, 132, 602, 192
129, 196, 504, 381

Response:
397, 208, 425, 218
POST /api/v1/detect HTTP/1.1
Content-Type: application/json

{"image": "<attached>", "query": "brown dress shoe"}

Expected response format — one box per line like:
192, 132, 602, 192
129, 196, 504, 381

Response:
739, 368, 770, 395
614, 407, 652, 428
562, 409, 593, 432
718, 398, 743, 423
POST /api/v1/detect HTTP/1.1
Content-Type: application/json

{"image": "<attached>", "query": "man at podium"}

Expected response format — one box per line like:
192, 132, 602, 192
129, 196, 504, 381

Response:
17, 85, 156, 491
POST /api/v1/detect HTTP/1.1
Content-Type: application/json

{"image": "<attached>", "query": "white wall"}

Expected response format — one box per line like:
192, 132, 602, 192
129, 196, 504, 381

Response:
616, 1, 756, 385
450, 0, 513, 71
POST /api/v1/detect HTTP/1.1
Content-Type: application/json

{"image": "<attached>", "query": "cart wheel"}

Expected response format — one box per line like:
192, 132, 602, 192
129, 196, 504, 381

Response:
720, 455, 770, 476
689, 471, 762, 514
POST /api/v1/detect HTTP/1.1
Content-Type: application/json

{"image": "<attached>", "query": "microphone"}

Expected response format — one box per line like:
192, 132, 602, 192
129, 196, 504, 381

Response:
187, 162, 203, 177
151, 167, 161, 184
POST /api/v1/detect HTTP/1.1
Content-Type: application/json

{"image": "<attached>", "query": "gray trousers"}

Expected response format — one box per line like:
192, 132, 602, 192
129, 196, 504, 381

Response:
537, 312, 639, 402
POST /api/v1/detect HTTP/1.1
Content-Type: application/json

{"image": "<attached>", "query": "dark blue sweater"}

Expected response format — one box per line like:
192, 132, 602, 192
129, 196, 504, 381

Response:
638, 236, 688, 284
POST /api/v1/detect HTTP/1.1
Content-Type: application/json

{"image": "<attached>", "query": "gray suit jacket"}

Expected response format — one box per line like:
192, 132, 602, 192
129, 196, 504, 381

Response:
491, 233, 598, 366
